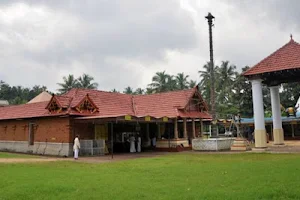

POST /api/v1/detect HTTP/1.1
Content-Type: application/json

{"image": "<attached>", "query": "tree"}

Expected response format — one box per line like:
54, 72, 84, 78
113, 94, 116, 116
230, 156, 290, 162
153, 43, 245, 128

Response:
111, 89, 119, 93
217, 61, 236, 104
198, 62, 219, 109
231, 66, 253, 118
189, 80, 197, 88
134, 88, 144, 95
123, 86, 133, 94
148, 71, 169, 93
280, 82, 300, 108
77, 74, 98, 89
0, 81, 49, 105
57, 75, 78, 94
176, 73, 189, 90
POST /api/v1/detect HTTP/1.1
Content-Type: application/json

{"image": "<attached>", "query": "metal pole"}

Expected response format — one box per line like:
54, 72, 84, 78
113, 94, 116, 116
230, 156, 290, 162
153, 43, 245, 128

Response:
111, 122, 114, 159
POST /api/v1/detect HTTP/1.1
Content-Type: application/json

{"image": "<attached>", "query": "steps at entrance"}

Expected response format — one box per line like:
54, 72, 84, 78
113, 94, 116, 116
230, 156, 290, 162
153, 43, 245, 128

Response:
231, 138, 251, 151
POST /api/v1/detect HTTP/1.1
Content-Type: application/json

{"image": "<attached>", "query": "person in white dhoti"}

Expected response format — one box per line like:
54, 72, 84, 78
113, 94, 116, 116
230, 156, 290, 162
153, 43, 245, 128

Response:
137, 134, 141, 153
73, 135, 80, 160
129, 134, 136, 153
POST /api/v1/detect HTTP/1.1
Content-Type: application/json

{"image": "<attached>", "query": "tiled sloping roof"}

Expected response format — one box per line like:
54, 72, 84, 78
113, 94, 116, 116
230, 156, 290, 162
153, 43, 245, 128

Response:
0, 101, 60, 120
27, 91, 52, 104
0, 87, 211, 120
133, 87, 209, 118
55, 96, 73, 108
63, 89, 135, 117
177, 110, 212, 119
243, 39, 300, 76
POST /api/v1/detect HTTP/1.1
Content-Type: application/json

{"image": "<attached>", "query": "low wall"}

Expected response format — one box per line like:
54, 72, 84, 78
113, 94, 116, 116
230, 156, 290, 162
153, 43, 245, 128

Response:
80, 140, 105, 156
157, 139, 189, 148
0, 140, 72, 156
192, 138, 235, 151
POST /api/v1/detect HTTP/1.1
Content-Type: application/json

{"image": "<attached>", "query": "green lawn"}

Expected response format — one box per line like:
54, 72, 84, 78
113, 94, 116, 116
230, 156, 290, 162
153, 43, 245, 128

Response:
0, 152, 37, 158
1, 153, 300, 200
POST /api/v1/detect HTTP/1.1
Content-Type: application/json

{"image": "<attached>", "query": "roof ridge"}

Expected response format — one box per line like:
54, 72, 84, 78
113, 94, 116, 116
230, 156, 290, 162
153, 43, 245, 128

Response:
131, 96, 137, 116
136, 88, 195, 97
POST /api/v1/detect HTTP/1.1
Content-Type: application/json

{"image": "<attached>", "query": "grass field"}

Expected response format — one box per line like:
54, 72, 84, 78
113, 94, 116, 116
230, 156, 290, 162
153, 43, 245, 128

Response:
1, 153, 300, 200
0, 152, 37, 158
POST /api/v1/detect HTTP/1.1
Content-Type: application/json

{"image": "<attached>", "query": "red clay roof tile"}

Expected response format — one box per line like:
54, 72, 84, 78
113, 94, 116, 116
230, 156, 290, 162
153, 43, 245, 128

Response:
244, 39, 300, 76
0, 87, 211, 120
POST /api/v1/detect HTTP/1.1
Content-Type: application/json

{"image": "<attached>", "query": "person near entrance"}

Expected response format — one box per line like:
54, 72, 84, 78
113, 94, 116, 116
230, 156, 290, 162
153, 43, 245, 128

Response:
73, 135, 80, 160
129, 134, 136, 153
136, 133, 141, 153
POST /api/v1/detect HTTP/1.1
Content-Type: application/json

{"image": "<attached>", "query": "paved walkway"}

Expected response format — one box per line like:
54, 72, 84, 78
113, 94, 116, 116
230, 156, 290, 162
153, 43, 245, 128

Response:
267, 140, 300, 153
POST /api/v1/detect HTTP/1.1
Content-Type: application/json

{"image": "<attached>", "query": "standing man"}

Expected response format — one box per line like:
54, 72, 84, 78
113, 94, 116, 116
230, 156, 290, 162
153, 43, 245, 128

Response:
128, 134, 136, 153
73, 135, 80, 160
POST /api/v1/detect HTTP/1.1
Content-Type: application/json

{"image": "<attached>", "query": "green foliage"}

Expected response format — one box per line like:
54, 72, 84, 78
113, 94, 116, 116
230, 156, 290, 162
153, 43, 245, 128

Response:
1, 153, 300, 199
123, 86, 134, 94
77, 74, 99, 89
57, 74, 98, 94
0, 82, 48, 105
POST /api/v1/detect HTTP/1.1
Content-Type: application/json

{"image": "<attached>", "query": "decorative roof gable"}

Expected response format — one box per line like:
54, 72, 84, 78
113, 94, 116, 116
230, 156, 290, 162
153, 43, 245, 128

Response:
73, 94, 98, 114
45, 95, 63, 114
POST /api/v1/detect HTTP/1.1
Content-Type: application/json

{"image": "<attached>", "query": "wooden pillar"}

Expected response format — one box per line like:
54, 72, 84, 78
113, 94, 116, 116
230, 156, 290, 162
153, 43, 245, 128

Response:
192, 118, 196, 138
271, 124, 274, 141
291, 124, 295, 138
157, 123, 161, 139
200, 119, 203, 137
174, 118, 178, 139
146, 123, 150, 141
183, 118, 187, 138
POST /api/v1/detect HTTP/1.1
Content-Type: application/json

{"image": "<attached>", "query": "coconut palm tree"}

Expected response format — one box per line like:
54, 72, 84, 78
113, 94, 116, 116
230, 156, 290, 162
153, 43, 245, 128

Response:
175, 73, 189, 90
123, 86, 134, 94
189, 80, 197, 88
198, 62, 219, 106
134, 88, 144, 95
57, 74, 79, 94
77, 74, 98, 89
217, 61, 236, 104
148, 71, 173, 93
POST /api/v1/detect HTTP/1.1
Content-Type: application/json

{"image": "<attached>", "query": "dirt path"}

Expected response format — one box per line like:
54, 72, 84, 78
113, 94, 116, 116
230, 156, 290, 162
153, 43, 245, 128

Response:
0, 152, 170, 164
0, 158, 62, 163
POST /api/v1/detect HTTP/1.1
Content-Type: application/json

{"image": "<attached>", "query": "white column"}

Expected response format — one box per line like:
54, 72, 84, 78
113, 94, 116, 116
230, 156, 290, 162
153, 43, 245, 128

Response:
270, 86, 284, 145
251, 79, 267, 148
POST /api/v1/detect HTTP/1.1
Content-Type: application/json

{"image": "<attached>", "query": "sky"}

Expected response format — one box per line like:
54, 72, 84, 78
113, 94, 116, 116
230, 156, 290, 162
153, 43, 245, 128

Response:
0, 0, 299, 92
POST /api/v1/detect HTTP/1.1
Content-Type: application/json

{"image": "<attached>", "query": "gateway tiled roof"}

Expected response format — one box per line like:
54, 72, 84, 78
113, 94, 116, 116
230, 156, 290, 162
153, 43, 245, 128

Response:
0, 87, 211, 121
27, 91, 52, 104
243, 38, 300, 76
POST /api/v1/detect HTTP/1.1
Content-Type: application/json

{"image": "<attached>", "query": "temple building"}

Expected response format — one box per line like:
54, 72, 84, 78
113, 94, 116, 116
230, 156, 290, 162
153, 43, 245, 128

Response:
0, 87, 211, 156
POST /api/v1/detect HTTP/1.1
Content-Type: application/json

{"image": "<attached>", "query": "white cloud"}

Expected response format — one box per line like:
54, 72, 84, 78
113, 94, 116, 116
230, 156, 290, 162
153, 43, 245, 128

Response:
0, 0, 299, 93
